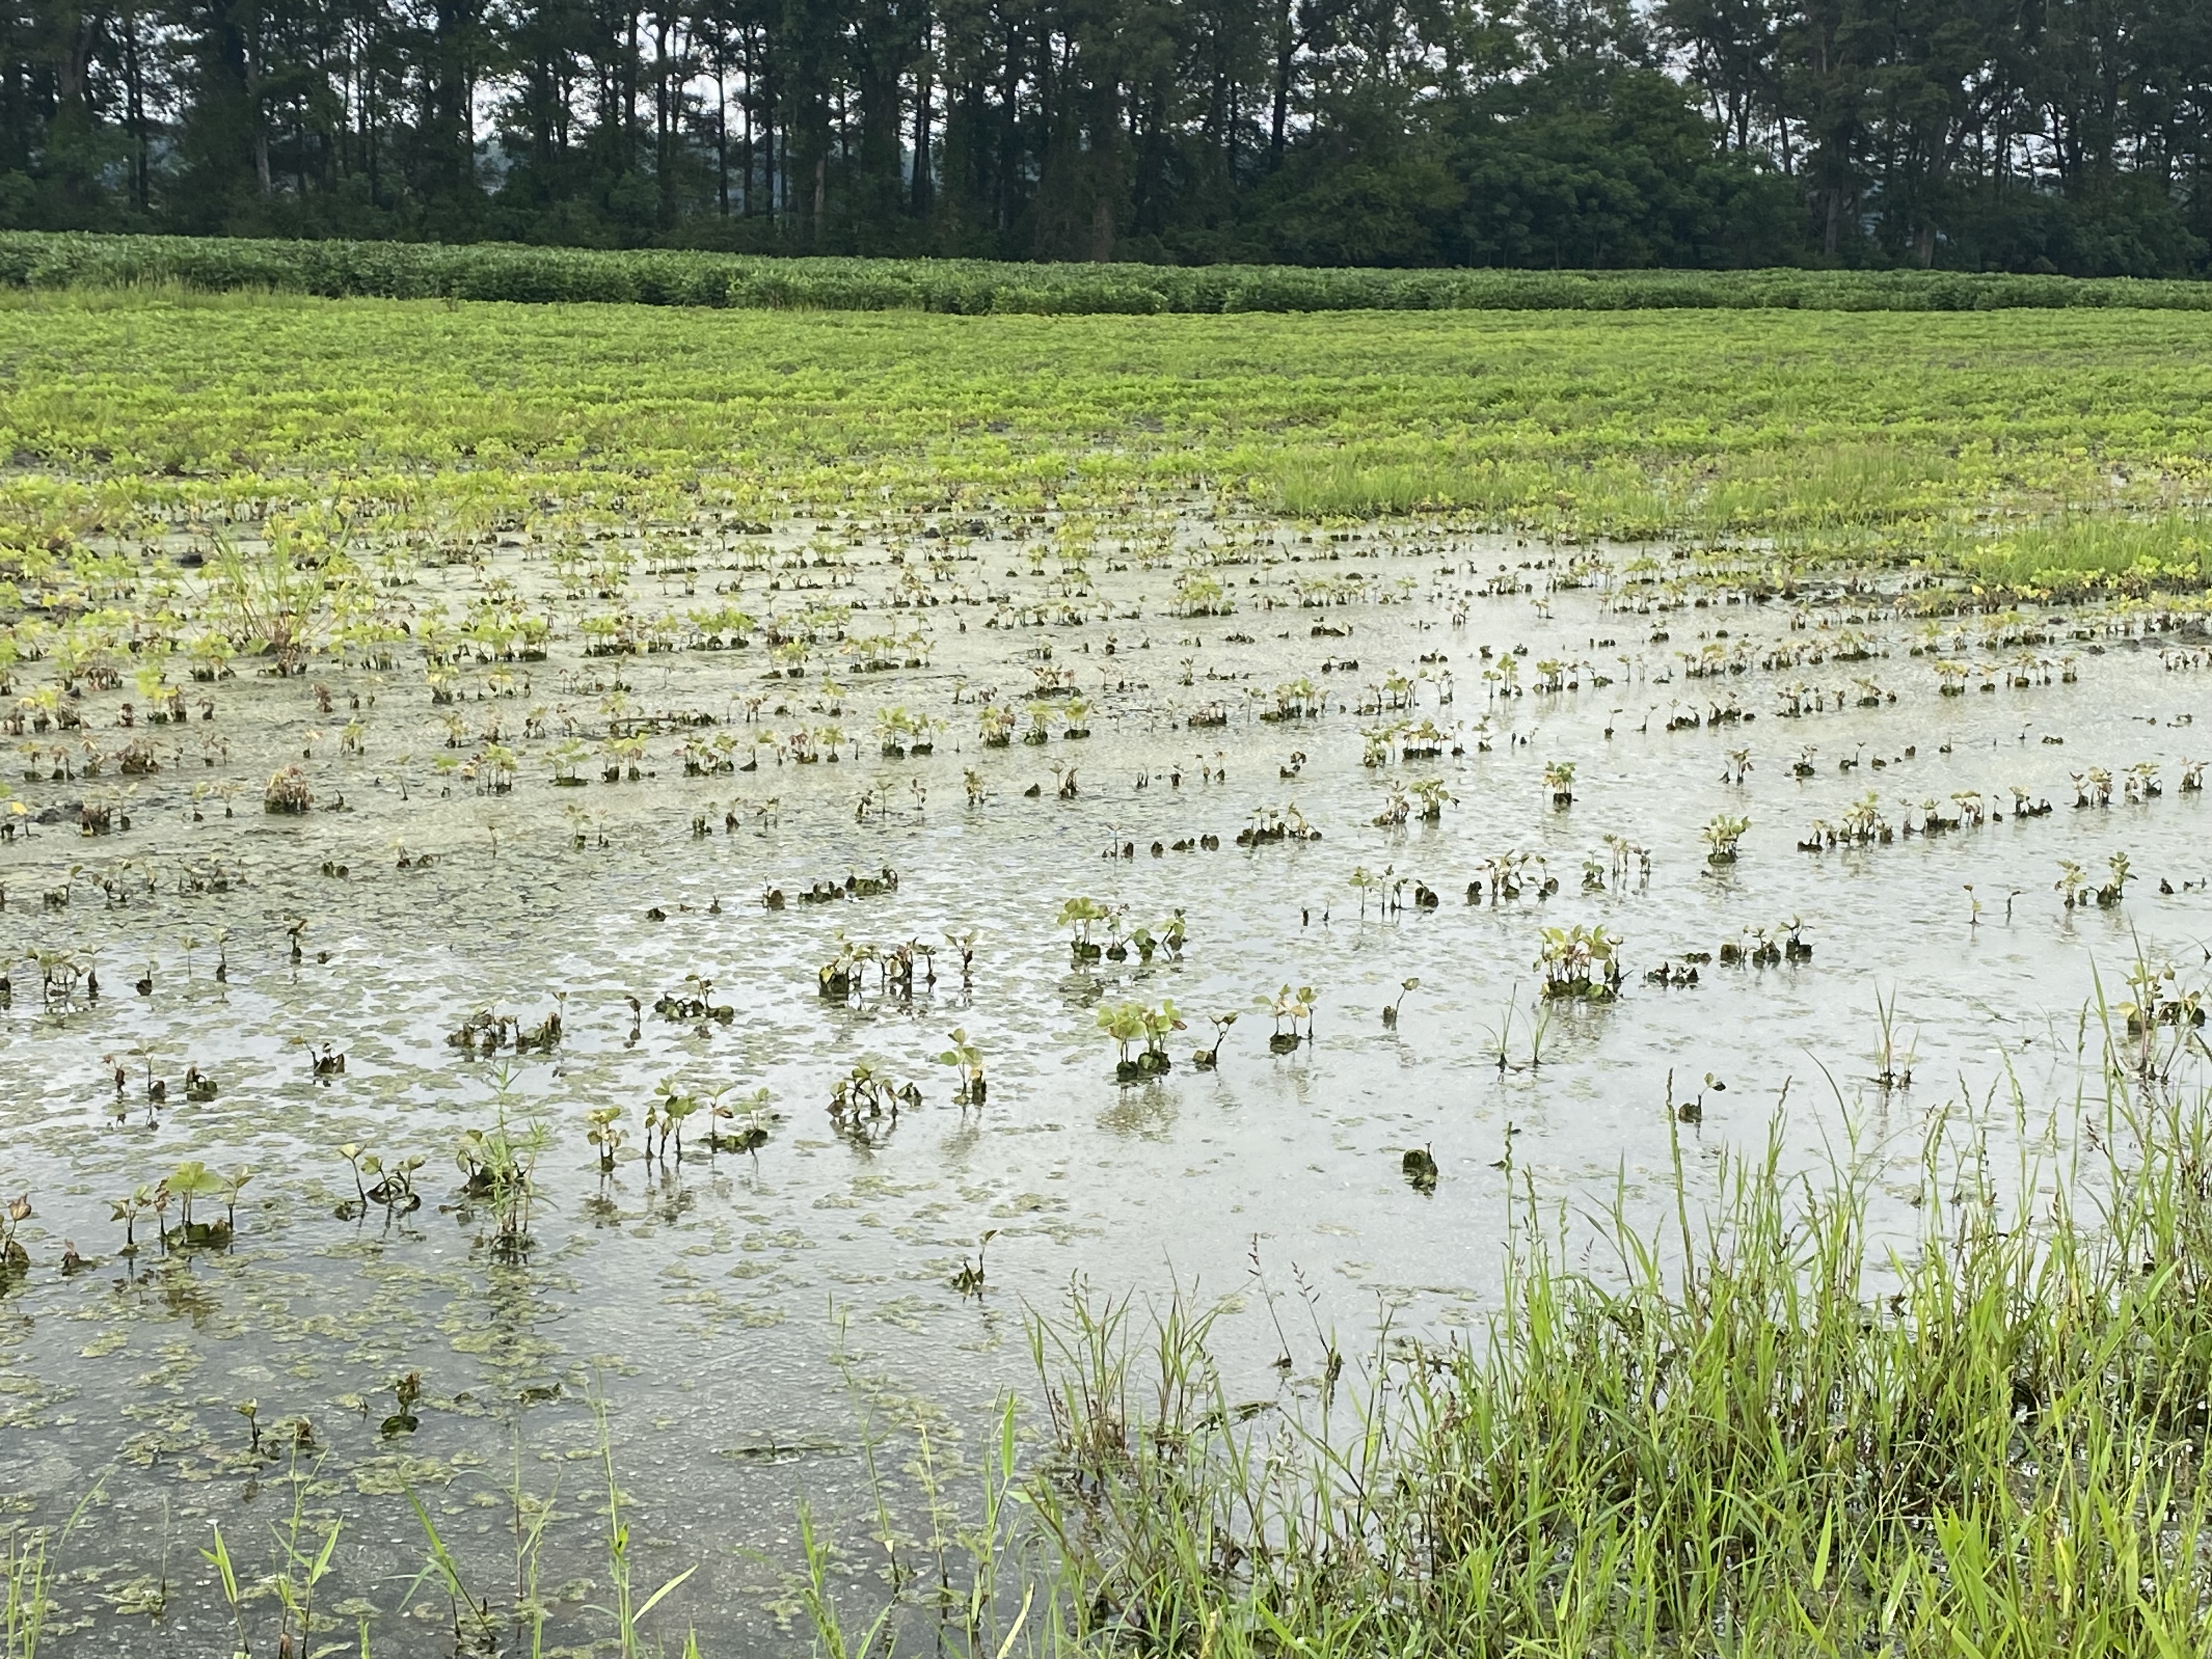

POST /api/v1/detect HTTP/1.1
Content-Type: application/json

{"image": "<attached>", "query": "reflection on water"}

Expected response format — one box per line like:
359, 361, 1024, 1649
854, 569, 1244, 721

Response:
5, 522, 2211, 1647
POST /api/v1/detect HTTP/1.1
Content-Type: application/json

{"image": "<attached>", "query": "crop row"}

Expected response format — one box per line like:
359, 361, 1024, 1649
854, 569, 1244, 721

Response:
5, 291, 2212, 596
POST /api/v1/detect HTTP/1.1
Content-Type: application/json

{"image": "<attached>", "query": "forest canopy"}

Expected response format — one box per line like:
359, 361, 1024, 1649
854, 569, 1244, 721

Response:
5, 0, 2210, 275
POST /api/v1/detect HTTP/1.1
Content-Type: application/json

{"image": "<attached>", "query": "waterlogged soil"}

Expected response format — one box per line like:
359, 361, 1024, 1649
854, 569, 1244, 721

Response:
6, 514, 2212, 1651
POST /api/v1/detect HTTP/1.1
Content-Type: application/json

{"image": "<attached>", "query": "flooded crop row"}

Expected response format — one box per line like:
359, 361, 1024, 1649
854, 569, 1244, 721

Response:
7, 295, 2212, 1655
7, 494, 2212, 1651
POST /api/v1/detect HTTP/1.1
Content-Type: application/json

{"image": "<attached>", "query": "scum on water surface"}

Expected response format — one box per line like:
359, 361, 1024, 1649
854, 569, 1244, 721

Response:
7, 295, 2212, 1652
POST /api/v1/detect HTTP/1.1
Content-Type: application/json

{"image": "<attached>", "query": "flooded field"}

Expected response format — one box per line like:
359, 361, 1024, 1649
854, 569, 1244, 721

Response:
7, 292, 2212, 1655
7, 493, 2212, 1651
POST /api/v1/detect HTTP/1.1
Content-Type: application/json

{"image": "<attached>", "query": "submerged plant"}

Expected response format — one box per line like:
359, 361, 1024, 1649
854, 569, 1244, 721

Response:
1383, 977, 1420, 1028
1701, 812, 1748, 864
1192, 1010, 1240, 1069
337, 1143, 424, 1213
1537, 924, 1622, 1001
0, 1193, 30, 1274
1267, 984, 1317, 1052
1872, 984, 1917, 1088
263, 765, 314, 814
2057, 859, 2089, 909
2120, 958, 2205, 1029
2100, 850, 2133, 906
703, 1086, 777, 1153
1098, 999, 1185, 1080
653, 975, 735, 1023
945, 928, 978, 981
830, 1062, 920, 1137
585, 1106, 628, 1171
2073, 767, 2114, 808
951, 1229, 999, 1296
1402, 1146, 1439, 1194
1058, 896, 1109, 963
934, 1029, 988, 1104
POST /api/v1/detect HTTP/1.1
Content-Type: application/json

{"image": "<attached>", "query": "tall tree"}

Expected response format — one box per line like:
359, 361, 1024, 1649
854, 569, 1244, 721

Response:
0, 0, 2203, 271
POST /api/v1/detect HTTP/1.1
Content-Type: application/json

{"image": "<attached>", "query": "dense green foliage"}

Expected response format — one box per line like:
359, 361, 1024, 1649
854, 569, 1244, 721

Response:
1030, 1093, 2212, 1657
4, 1, 2210, 274
15, 230, 2212, 313
4, 288, 2211, 592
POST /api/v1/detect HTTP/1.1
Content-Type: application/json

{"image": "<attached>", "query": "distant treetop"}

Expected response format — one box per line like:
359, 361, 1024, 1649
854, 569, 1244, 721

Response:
3, 1, 2207, 277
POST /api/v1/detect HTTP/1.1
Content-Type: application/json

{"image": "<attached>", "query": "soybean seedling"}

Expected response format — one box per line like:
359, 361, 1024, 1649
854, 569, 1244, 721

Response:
952, 1230, 998, 1296
934, 1030, 987, 1104
648, 1081, 703, 1160
109, 1184, 157, 1254
1383, 977, 1420, 1029
1702, 811, 1749, 863
1, 1193, 31, 1272
1192, 1011, 1240, 1069
586, 1106, 628, 1171
1266, 984, 1317, 1053
661, 1087, 703, 1160
337, 1143, 370, 1210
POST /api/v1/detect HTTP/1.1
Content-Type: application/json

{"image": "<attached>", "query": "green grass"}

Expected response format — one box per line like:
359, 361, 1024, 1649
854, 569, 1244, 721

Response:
3, 1485, 97, 1659
1017, 1077, 2212, 1657
1946, 511, 2212, 595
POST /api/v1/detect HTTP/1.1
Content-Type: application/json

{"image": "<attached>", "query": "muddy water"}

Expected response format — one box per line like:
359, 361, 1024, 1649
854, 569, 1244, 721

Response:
5, 518, 2211, 1649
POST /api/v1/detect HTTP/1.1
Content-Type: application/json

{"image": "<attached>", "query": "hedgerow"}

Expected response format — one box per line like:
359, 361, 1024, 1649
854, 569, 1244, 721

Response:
7, 232, 2212, 314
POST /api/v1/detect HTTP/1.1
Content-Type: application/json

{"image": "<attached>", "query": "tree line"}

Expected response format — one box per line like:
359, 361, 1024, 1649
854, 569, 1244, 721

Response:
5, 0, 2210, 274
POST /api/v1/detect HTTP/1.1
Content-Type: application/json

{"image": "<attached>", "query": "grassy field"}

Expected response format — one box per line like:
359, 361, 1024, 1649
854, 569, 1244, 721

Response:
3, 287, 2211, 593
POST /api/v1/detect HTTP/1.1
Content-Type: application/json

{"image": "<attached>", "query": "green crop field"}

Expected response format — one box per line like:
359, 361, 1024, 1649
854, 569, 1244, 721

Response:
3, 286, 2211, 595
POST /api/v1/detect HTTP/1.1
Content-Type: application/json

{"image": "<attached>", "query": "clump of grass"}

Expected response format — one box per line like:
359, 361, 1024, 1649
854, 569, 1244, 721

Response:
1955, 509, 2212, 595
1019, 1089, 2212, 1657
4, 1485, 99, 1659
